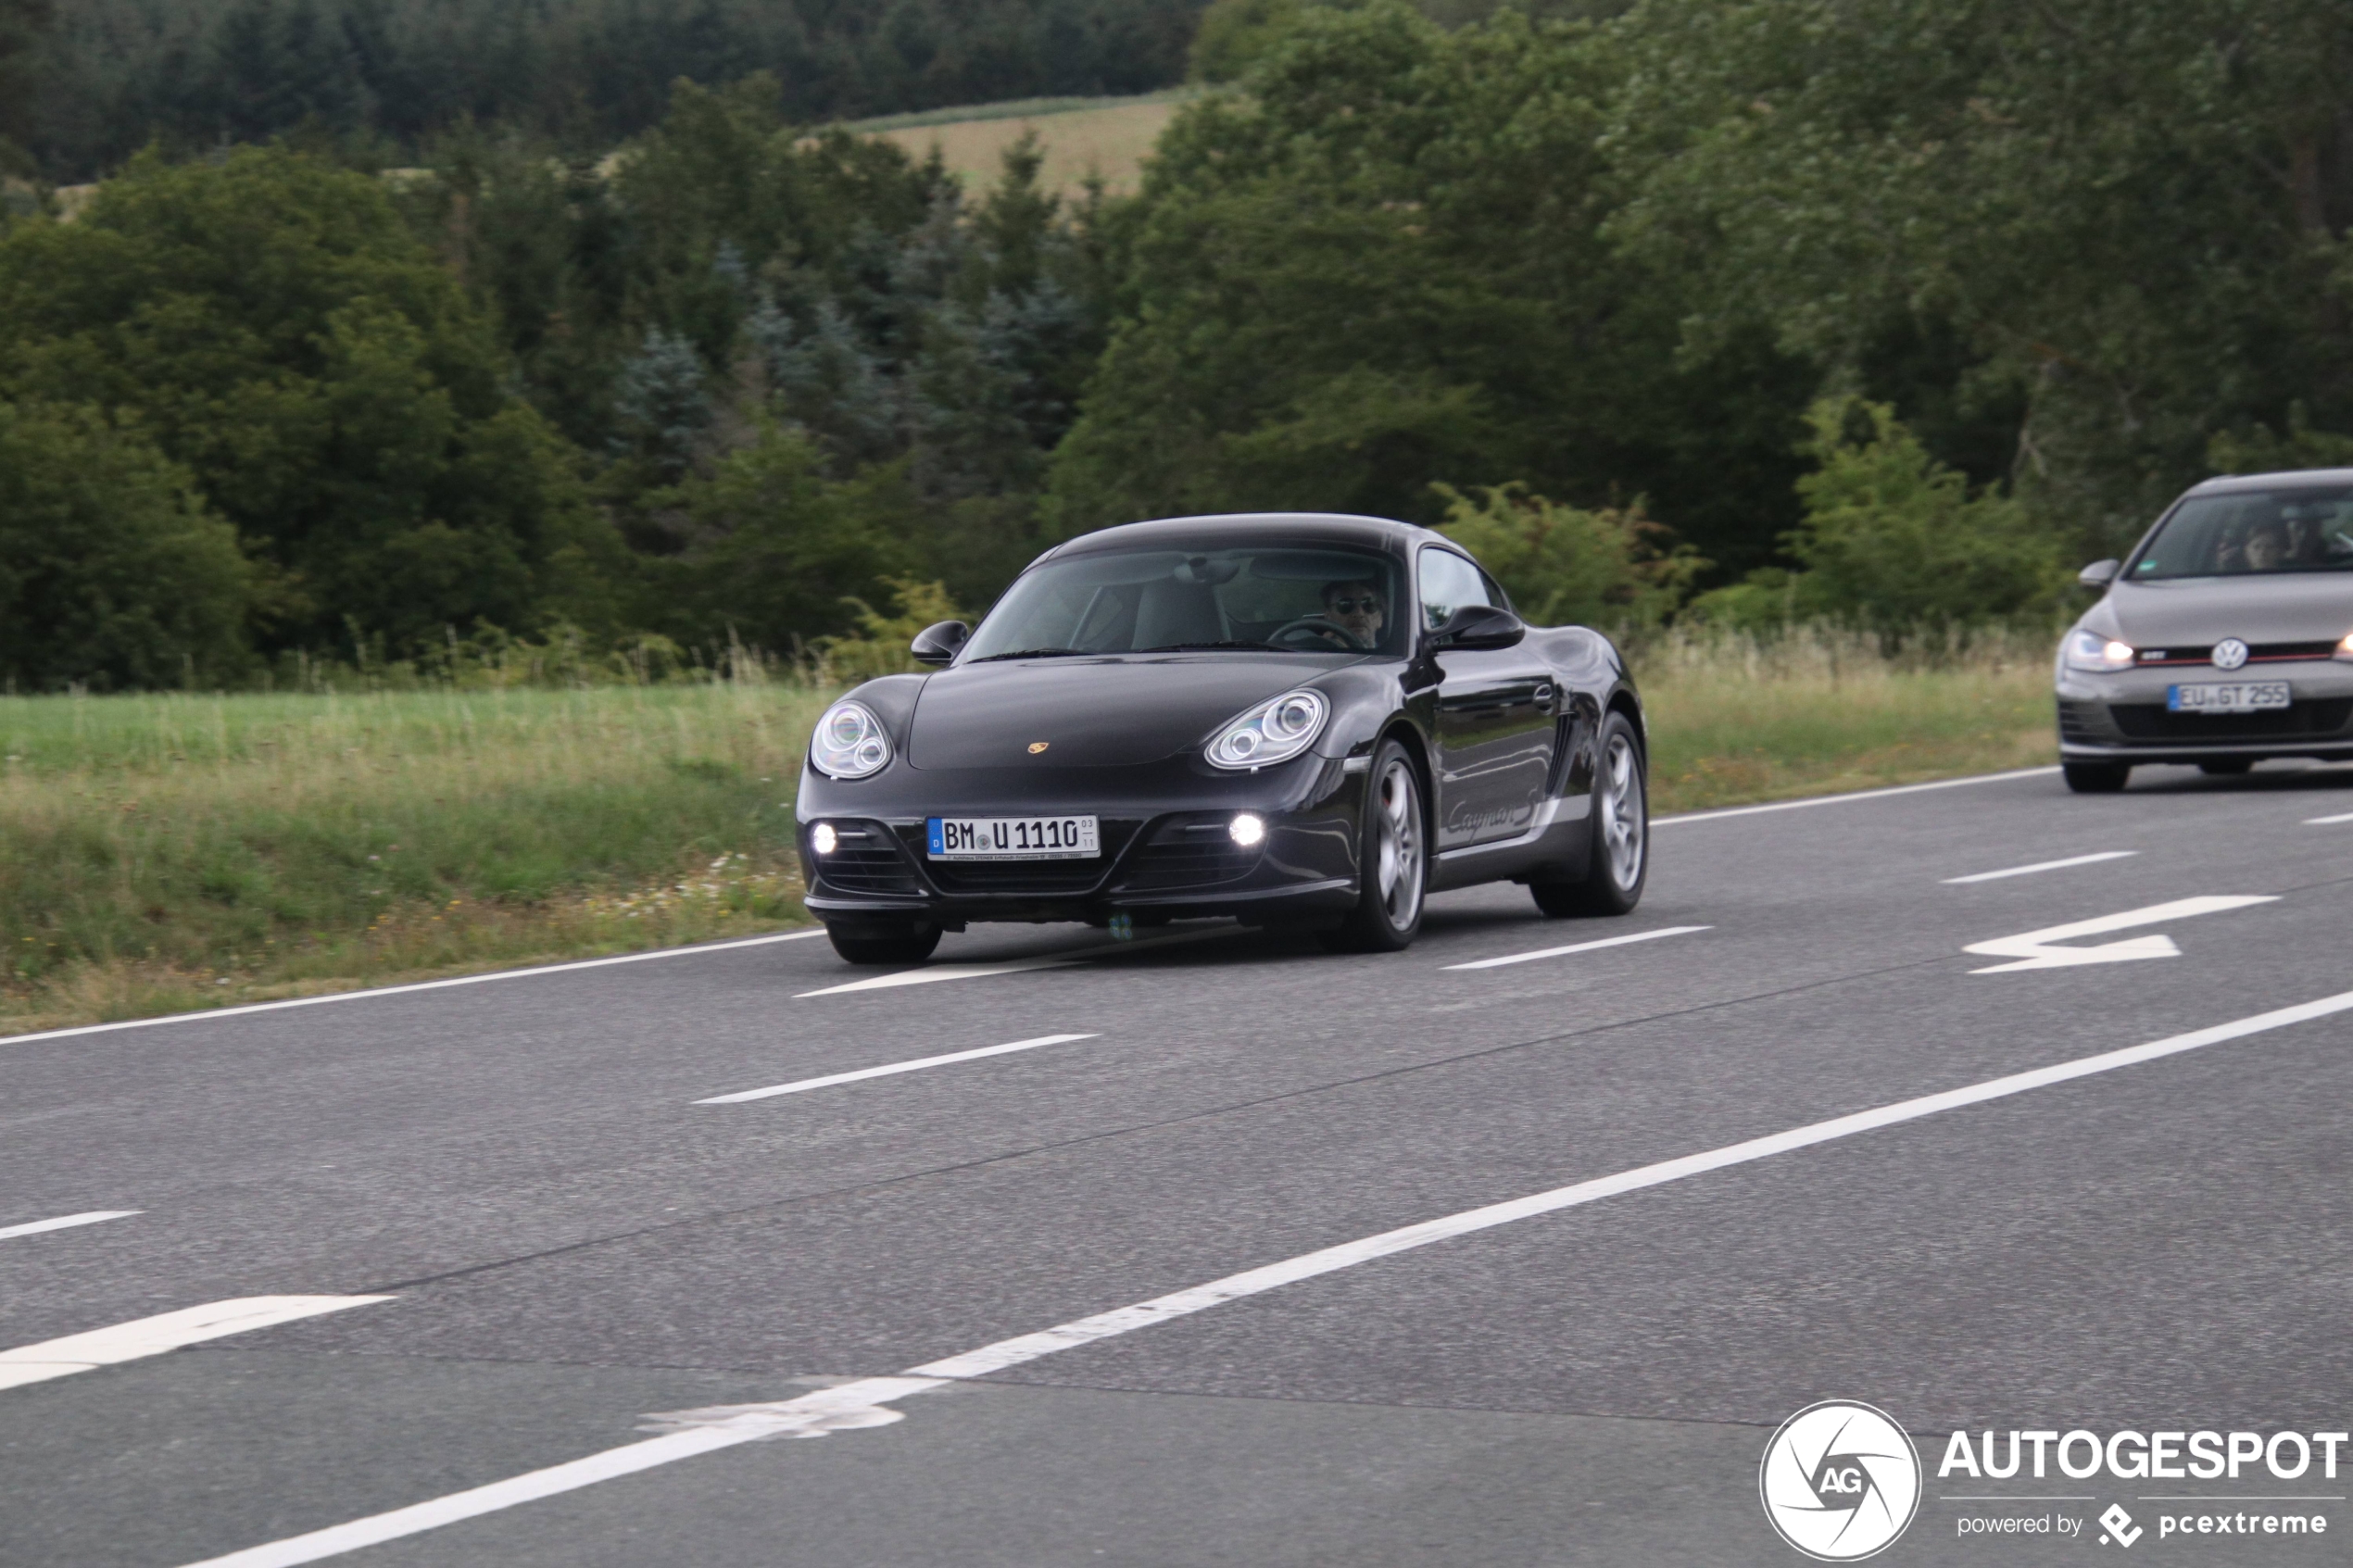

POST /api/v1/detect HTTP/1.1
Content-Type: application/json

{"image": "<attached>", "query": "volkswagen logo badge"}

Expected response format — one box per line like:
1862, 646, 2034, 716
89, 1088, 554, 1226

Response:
2211, 638, 2250, 671
1759, 1400, 1921, 1561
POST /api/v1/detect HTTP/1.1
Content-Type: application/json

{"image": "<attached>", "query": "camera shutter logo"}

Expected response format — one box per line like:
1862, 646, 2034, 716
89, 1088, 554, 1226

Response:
1759, 1400, 1921, 1561
2211, 637, 2250, 671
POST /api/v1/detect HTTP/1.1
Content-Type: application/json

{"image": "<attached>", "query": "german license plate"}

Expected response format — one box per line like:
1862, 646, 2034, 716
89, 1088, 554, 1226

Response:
926, 815, 1099, 859
2168, 682, 2290, 714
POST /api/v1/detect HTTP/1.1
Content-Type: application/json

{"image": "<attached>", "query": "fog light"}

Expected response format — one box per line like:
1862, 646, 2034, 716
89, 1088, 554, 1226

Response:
810, 822, 837, 855
1229, 812, 1266, 847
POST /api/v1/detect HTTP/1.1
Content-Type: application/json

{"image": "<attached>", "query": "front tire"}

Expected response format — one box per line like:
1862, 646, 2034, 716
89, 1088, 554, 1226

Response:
1323, 740, 1427, 953
825, 922, 943, 966
1530, 711, 1647, 918
2063, 761, 2132, 794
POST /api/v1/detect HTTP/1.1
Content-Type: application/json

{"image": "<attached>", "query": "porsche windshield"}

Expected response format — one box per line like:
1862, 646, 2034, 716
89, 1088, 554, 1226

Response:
963, 545, 1407, 659
2130, 486, 2353, 579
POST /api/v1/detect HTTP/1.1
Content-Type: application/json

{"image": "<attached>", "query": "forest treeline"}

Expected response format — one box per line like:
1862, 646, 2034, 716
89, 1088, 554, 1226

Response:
0, 0, 1210, 182
3, 0, 2351, 689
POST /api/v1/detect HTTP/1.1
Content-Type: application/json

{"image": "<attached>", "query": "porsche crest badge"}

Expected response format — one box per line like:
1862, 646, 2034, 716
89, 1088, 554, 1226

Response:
1027, 741, 1050, 754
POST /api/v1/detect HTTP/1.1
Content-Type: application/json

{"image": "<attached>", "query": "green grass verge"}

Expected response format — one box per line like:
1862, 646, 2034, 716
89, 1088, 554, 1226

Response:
0, 632, 2058, 1035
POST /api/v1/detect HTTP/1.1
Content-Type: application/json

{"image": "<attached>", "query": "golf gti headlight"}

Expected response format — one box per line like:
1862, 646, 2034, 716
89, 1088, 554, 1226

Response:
811, 700, 891, 779
1207, 689, 1327, 770
2337, 630, 2353, 662
2063, 629, 2136, 673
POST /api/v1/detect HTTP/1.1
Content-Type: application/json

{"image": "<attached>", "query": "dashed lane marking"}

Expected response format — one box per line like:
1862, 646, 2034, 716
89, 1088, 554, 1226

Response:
794, 927, 1233, 997
177, 987, 2353, 1567
0, 1296, 391, 1392
0, 1210, 139, 1243
698, 1034, 1100, 1103
1653, 767, 2060, 825
1441, 925, 1710, 972
1942, 851, 2138, 884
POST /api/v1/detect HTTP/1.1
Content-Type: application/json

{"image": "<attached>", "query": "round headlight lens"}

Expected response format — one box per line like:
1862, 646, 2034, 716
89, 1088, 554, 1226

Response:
2062, 629, 2135, 673
1207, 689, 1328, 771
811, 700, 892, 779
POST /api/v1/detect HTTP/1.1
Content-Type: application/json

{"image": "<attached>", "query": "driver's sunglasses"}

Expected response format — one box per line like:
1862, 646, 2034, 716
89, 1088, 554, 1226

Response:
1327, 596, 1383, 615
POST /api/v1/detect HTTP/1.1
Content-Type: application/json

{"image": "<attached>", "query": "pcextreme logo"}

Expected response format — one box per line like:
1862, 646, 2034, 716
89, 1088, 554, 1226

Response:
1761, 1400, 1924, 1561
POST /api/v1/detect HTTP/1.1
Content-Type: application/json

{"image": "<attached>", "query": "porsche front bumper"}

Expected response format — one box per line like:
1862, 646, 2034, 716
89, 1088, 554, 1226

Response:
796, 751, 1366, 928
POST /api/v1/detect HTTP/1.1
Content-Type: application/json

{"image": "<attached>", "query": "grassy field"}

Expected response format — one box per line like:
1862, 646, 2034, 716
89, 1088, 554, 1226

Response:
0, 682, 829, 1035
0, 633, 2056, 1035
843, 89, 1192, 197
1638, 628, 2056, 813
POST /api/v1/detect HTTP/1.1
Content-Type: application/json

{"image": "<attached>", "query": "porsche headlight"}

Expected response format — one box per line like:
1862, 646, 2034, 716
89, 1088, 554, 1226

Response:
2063, 629, 2136, 674
1207, 689, 1328, 770
811, 700, 891, 779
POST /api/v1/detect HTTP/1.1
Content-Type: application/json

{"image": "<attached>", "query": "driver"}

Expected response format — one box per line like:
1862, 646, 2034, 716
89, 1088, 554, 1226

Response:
2242, 520, 2288, 572
1321, 579, 1387, 648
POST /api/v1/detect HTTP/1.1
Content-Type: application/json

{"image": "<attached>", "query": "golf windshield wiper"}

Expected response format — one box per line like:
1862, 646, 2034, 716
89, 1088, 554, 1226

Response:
1135, 641, 1277, 652
967, 647, 1097, 662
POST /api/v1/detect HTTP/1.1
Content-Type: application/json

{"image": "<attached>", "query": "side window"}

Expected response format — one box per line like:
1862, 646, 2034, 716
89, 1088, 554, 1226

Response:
1417, 548, 1493, 633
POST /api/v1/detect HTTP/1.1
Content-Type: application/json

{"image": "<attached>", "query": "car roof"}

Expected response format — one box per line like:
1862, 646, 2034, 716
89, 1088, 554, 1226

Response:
1037, 512, 1456, 563
2183, 468, 2353, 495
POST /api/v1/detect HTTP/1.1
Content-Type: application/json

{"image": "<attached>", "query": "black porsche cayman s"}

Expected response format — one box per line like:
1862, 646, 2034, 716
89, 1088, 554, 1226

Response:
796, 513, 1650, 963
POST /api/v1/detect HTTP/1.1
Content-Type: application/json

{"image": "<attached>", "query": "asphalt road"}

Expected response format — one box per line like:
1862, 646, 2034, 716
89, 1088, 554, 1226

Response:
5, 760, 2352, 1567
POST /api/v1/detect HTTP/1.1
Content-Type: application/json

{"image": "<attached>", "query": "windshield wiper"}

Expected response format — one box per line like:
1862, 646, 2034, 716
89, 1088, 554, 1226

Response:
968, 647, 1096, 662
1135, 641, 1277, 652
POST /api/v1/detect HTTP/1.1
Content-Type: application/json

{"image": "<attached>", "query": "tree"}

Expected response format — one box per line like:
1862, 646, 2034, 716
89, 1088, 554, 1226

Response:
1046, 1, 1814, 573
1606, 0, 2353, 554
0, 146, 623, 653
0, 401, 252, 689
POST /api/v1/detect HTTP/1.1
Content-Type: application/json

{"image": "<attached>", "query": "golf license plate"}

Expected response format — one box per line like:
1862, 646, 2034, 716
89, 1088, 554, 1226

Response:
927, 814, 1099, 860
2168, 681, 2290, 714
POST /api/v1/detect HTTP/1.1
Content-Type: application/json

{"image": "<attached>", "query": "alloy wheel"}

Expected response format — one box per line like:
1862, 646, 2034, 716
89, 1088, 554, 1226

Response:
1374, 756, 1424, 928
1599, 733, 1645, 890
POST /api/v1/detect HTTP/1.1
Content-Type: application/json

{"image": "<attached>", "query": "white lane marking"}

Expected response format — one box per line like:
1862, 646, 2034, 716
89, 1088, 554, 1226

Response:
1, 932, 830, 1049
0, 1210, 140, 1243
1942, 851, 2138, 884
1964, 896, 2277, 973
2306, 811, 2353, 825
698, 1034, 1100, 1103
0, 1296, 391, 1392
795, 927, 1233, 998
178, 988, 2353, 1568
1441, 925, 1710, 972
1653, 766, 2060, 825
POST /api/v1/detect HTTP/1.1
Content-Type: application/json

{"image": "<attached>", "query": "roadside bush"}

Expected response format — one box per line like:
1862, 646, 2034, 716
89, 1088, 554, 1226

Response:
1688, 398, 2066, 639
0, 400, 250, 689
816, 578, 973, 684
1435, 483, 1704, 631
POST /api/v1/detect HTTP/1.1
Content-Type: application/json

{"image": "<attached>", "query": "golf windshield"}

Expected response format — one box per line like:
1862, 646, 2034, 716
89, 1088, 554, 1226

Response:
963, 544, 1407, 659
2130, 487, 2353, 579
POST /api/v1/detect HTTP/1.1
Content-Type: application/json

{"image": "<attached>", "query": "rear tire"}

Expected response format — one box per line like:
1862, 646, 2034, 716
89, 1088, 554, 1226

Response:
1322, 739, 1427, 953
825, 922, 943, 965
2197, 759, 2254, 776
1529, 711, 1647, 918
2062, 761, 2132, 794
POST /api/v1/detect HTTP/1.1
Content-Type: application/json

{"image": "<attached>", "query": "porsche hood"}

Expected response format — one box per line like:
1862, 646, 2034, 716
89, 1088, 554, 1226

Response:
2092, 574, 2353, 648
904, 656, 1328, 769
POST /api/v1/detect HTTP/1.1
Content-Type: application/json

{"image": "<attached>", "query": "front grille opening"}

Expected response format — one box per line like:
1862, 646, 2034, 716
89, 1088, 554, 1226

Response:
2109, 697, 2353, 743
1116, 816, 1264, 892
813, 823, 920, 895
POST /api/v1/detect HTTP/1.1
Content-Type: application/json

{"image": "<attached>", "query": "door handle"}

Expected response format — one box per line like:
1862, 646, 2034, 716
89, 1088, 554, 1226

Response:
1533, 683, 1555, 710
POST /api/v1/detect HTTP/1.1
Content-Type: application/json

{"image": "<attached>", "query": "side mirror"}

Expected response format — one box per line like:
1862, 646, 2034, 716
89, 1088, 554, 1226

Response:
910, 621, 970, 667
2078, 559, 2120, 590
1428, 603, 1526, 651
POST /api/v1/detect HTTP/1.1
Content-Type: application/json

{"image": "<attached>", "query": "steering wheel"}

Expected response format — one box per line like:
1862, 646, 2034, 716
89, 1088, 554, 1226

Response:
1269, 615, 1367, 652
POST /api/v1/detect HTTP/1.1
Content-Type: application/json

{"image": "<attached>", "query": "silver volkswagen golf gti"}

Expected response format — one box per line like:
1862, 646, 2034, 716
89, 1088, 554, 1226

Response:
2057, 469, 2353, 792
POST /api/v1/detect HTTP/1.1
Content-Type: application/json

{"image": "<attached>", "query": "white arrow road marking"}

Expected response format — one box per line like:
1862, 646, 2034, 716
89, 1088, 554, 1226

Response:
1964, 896, 2278, 973
0, 1210, 139, 1243
0, 1296, 391, 1391
178, 987, 2353, 1568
